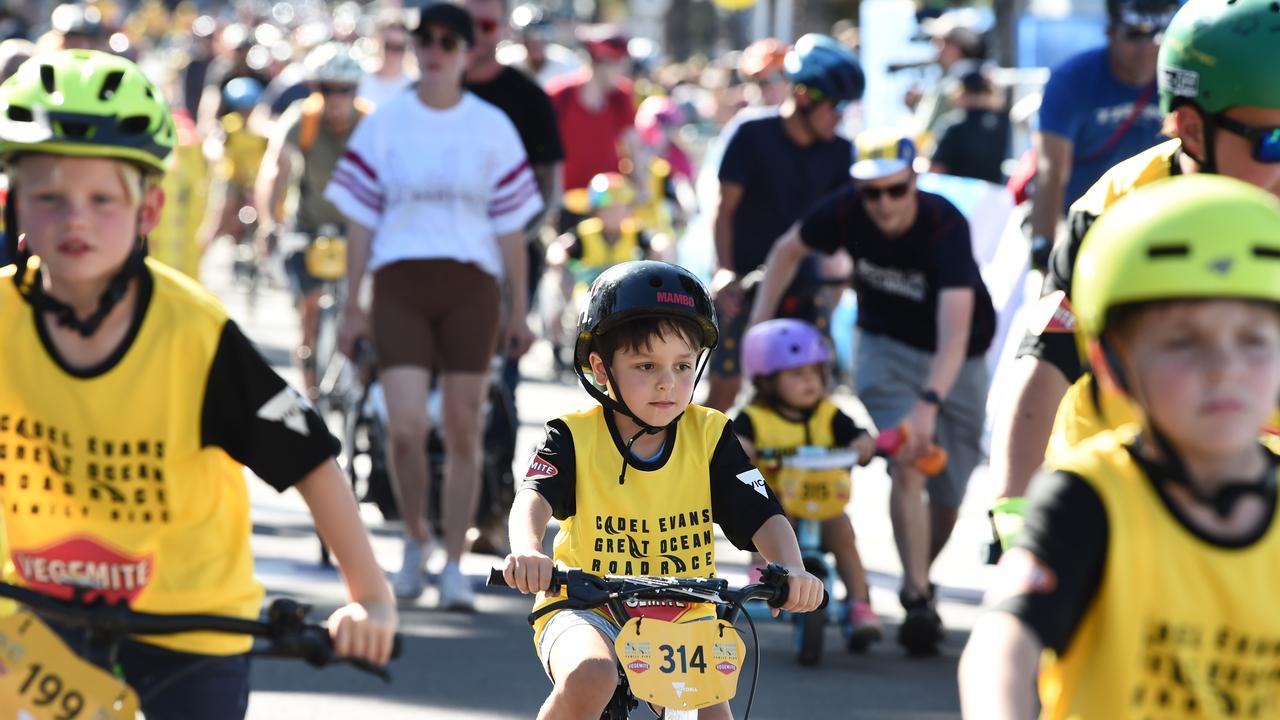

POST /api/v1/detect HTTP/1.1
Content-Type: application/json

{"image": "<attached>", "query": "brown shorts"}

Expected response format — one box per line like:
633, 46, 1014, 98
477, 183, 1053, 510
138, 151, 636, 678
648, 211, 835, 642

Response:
372, 259, 501, 373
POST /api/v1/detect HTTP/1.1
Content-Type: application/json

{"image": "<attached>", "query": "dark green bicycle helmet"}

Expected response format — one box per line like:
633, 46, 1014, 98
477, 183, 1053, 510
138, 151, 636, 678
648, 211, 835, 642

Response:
0, 49, 175, 173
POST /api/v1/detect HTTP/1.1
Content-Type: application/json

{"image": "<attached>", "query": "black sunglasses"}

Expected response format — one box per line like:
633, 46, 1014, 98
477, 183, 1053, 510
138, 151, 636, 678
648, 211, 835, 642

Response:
1215, 114, 1280, 164
859, 180, 911, 202
416, 30, 461, 52
1119, 23, 1162, 42
317, 83, 355, 96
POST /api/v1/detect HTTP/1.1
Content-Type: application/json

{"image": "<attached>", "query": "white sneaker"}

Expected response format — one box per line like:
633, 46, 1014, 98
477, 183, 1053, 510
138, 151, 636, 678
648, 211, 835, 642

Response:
438, 563, 475, 612
392, 538, 428, 600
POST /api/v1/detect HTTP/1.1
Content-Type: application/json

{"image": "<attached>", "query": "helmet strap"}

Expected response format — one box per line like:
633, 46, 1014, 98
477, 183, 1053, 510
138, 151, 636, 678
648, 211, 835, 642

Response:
1182, 105, 1219, 174
574, 343, 714, 484
13, 239, 149, 338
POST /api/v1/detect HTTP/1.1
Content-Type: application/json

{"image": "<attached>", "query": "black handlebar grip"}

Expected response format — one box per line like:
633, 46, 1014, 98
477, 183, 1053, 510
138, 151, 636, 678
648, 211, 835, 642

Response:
487, 568, 510, 588
766, 584, 830, 611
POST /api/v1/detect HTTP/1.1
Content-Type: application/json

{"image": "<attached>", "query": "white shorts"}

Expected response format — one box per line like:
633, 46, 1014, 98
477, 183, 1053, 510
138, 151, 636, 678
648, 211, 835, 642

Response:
537, 609, 621, 680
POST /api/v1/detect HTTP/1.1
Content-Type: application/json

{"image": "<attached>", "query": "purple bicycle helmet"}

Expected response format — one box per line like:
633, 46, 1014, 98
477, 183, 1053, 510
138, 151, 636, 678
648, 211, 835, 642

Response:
741, 319, 831, 379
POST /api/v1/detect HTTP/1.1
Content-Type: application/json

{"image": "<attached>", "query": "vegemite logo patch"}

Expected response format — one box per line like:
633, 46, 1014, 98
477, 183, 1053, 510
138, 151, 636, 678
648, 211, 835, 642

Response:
12, 536, 154, 604
628, 660, 650, 674
1028, 290, 1076, 335
525, 455, 559, 481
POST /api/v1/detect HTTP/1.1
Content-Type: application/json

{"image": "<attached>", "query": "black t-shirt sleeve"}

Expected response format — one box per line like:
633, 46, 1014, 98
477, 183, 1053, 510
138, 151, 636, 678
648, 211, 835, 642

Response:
798, 188, 849, 255
517, 418, 578, 520
200, 321, 340, 491
932, 207, 979, 289
1015, 206, 1097, 381
831, 409, 866, 446
709, 422, 785, 551
730, 411, 756, 444
717, 122, 752, 185
996, 469, 1109, 655
932, 117, 962, 169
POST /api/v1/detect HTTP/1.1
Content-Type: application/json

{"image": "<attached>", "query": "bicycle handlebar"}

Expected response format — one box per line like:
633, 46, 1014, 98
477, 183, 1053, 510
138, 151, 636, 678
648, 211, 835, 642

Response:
486, 563, 828, 616
0, 582, 402, 683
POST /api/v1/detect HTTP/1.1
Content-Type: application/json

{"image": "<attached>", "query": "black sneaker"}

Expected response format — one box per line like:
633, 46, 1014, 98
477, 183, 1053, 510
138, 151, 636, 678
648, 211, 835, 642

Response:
897, 589, 942, 657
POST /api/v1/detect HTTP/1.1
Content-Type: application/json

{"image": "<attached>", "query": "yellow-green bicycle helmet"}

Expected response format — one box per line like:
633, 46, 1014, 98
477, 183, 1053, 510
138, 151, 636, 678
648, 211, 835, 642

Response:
0, 49, 175, 173
1073, 174, 1280, 362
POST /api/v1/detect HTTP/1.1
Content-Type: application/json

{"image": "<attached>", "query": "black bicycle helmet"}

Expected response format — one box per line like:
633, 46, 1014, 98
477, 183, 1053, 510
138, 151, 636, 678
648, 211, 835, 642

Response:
574, 261, 718, 482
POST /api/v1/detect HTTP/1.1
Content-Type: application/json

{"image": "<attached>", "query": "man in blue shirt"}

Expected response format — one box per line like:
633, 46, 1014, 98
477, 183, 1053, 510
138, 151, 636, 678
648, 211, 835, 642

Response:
1026, 0, 1177, 269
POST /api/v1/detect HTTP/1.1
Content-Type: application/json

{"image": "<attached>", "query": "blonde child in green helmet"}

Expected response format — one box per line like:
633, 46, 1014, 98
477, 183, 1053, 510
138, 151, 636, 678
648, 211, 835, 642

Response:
960, 175, 1280, 718
0, 50, 395, 719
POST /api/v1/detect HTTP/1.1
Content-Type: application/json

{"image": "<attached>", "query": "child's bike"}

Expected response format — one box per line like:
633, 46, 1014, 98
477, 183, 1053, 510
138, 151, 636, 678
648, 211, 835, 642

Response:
0, 581, 402, 719
763, 424, 948, 666
487, 563, 825, 720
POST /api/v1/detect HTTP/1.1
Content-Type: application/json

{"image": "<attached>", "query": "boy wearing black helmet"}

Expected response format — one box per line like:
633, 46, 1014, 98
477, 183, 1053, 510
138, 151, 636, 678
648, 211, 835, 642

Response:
502, 261, 824, 720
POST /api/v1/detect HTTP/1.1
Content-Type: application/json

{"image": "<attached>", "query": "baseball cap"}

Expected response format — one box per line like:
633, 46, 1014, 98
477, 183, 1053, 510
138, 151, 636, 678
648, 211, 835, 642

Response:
409, 2, 475, 47
919, 10, 985, 56
576, 24, 629, 61
851, 128, 918, 181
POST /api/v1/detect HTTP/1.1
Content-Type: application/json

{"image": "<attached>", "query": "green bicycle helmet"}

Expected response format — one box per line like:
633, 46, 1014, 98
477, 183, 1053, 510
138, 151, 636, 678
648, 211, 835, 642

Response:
1073, 174, 1280, 355
1157, 0, 1280, 115
0, 49, 175, 173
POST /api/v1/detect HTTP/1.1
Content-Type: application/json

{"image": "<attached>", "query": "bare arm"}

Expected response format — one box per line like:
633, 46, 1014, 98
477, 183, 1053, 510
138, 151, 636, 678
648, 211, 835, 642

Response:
958, 612, 1041, 719
499, 227, 534, 358
751, 514, 825, 613
503, 489, 555, 594
902, 288, 973, 458
530, 161, 562, 236
923, 288, 974, 398
294, 461, 397, 664
343, 220, 373, 308
1029, 131, 1073, 242
988, 355, 1070, 499
747, 226, 809, 326
254, 125, 295, 235
712, 181, 744, 276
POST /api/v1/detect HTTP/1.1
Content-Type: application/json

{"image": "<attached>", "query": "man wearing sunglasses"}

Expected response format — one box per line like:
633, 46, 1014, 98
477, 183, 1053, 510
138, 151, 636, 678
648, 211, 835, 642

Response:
1028, 0, 1178, 272
749, 128, 994, 657
704, 33, 865, 412
988, 0, 1280, 561
463, 0, 565, 555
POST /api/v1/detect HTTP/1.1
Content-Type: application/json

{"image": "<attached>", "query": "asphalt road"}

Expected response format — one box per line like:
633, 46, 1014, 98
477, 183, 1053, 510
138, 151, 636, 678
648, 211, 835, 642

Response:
202, 245, 998, 719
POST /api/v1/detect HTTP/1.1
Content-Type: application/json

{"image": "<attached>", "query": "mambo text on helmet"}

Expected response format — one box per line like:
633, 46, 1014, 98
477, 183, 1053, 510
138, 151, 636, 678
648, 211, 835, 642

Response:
656, 291, 695, 307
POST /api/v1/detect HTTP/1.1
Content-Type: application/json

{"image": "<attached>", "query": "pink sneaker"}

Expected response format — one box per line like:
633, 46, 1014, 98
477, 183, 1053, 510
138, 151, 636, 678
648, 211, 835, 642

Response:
846, 599, 882, 653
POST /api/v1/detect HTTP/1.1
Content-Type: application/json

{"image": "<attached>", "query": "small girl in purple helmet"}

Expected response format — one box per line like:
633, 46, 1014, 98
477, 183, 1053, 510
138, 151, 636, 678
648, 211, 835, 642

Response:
731, 318, 882, 650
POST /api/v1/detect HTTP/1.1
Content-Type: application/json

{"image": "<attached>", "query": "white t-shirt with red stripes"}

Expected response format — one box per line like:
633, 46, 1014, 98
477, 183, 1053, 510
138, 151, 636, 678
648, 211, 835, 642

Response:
324, 91, 542, 279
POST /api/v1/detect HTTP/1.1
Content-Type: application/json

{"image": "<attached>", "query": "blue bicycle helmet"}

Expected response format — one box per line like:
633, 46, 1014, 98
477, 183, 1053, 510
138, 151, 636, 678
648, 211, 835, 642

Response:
222, 77, 264, 113
783, 34, 865, 107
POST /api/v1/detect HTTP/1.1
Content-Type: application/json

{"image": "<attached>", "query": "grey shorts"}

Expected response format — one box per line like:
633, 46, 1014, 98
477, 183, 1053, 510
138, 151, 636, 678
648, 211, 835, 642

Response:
854, 332, 989, 509
537, 609, 621, 680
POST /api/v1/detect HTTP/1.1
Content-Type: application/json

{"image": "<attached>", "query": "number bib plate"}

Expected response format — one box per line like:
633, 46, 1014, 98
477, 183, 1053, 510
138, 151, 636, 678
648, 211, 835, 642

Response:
0, 609, 139, 720
776, 466, 850, 520
614, 617, 746, 711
